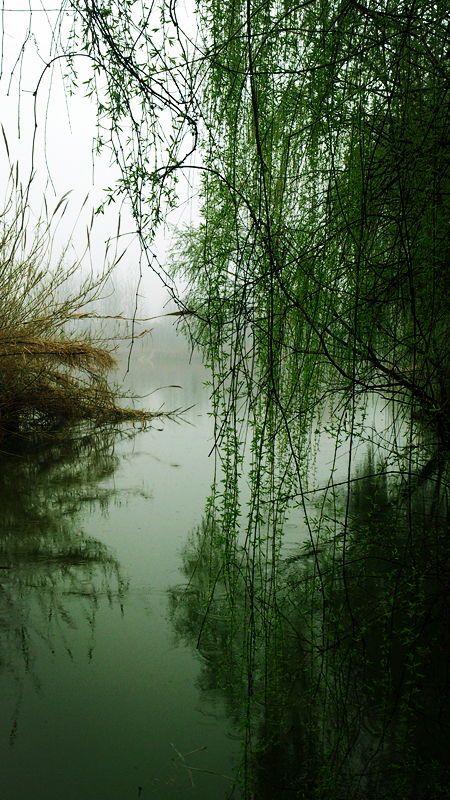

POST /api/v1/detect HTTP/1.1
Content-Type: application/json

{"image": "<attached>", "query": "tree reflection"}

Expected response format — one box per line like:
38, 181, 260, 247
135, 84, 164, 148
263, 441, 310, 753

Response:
0, 426, 131, 743
169, 458, 450, 799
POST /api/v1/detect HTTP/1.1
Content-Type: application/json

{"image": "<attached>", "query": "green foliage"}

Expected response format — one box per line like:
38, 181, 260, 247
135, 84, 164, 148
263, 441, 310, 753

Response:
62, 0, 201, 266
167, 0, 450, 795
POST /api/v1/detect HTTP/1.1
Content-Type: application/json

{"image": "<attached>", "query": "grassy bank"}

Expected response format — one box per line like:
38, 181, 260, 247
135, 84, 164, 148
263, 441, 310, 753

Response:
0, 181, 156, 441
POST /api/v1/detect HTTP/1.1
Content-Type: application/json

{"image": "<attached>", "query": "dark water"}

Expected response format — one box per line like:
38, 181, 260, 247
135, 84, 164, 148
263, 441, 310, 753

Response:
0, 326, 238, 800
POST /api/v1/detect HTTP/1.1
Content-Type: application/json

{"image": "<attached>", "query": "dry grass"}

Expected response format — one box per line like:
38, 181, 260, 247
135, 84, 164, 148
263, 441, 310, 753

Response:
0, 174, 160, 439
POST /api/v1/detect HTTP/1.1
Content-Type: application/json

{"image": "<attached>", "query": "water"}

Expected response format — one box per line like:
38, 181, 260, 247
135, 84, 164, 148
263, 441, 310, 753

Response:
1, 324, 448, 800
0, 324, 238, 800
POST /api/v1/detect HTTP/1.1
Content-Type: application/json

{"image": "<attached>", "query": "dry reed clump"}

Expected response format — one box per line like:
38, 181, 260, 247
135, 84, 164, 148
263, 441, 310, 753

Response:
0, 180, 158, 438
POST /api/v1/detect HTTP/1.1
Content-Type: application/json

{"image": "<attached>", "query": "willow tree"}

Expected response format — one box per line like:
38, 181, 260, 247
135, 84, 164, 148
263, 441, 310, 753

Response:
174, 0, 450, 461
168, 3, 450, 791
35, 0, 450, 794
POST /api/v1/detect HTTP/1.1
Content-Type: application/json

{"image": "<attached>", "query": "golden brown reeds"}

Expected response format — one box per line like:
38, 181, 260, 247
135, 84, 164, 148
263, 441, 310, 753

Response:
0, 173, 158, 438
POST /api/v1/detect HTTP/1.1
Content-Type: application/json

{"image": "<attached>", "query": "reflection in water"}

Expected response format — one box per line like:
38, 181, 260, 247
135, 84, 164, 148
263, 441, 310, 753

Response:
0, 426, 130, 744
0, 330, 239, 800
169, 454, 450, 799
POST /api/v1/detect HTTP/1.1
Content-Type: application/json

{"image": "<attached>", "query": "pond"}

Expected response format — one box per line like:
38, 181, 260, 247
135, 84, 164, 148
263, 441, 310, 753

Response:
1, 323, 449, 800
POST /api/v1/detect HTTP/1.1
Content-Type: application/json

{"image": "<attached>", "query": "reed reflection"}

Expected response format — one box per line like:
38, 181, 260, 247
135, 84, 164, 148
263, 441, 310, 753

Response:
0, 426, 132, 743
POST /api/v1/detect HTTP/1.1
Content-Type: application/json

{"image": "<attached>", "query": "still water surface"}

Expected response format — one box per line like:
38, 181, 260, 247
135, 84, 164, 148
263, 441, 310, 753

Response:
0, 325, 239, 800
0, 324, 423, 800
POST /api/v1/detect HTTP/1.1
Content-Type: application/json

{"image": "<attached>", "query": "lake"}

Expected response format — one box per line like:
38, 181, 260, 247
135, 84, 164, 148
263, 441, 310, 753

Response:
0, 323, 239, 800
1, 322, 449, 800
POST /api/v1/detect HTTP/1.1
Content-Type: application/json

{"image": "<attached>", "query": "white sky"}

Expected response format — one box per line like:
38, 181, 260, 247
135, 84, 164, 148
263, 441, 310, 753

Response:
0, 1, 195, 319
